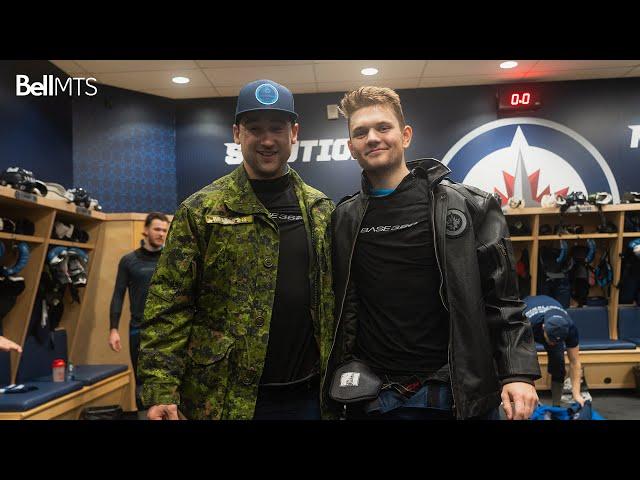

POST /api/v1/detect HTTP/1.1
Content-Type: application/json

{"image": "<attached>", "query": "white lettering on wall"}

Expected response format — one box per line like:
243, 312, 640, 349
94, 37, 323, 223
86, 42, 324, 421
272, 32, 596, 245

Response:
224, 138, 354, 165
629, 125, 640, 148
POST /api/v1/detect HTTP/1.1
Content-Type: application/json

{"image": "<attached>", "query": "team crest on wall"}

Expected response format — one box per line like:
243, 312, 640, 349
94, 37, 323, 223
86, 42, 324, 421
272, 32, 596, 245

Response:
442, 118, 620, 206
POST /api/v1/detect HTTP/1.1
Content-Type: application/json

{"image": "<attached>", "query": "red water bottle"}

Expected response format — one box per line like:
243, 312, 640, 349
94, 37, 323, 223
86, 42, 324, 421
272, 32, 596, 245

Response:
52, 358, 66, 382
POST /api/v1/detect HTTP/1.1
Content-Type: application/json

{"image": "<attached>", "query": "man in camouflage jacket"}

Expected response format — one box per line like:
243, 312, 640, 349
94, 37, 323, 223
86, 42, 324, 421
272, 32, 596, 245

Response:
138, 80, 335, 420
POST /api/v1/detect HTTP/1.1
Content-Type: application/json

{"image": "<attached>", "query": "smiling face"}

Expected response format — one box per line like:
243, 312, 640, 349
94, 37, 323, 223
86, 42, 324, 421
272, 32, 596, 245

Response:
233, 110, 299, 180
347, 104, 412, 175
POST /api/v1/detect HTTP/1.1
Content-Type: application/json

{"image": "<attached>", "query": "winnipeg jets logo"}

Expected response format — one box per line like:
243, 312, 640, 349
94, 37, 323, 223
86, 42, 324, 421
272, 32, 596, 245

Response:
442, 118, 620, 205
446, 209, 467, 238
491, 128, 573, 206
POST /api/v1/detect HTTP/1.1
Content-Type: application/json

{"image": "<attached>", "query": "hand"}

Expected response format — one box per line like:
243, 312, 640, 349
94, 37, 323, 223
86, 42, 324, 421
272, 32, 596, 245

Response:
147, 404, 180, 420
501, 382, 539, 420
573, 393, 586, 407
0, 336, 22, 353
109, 329, 121, 352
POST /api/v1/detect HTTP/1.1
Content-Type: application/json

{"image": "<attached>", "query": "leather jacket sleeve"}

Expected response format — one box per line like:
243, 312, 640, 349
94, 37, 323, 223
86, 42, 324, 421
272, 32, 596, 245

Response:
324, 208, 361, 414
475, 195, 541, 382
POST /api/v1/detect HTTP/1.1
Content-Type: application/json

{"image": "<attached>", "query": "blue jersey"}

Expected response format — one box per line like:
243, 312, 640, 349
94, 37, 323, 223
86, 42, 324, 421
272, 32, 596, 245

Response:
523, 295, 579, 349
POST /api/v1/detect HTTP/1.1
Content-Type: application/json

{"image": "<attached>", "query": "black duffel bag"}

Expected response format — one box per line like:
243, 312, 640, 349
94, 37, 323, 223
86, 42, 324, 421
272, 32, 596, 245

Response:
79, 405, 123, 420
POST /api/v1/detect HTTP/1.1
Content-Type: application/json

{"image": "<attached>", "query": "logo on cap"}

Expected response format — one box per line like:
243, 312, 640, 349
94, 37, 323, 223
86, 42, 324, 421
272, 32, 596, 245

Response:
255, 83, 279, 105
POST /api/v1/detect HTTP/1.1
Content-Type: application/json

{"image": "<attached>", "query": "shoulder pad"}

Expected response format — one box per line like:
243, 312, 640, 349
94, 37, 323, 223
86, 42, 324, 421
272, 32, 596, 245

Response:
462, 184, 491, 198
337, 192, 360, 207
336, 192, 360, 207
445, 180, 490, 199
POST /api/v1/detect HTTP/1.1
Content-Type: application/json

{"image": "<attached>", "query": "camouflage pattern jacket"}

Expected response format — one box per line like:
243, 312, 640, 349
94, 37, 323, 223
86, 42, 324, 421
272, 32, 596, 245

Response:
138, 165, 335, 419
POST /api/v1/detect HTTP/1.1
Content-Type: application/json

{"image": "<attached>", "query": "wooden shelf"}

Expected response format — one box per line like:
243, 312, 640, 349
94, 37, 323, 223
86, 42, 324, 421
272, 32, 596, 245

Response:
0, 185, 106, 220
504, 204, 640, 215
0, 232, 45, 243
48, 239, 96, 250
504, 208, 640, 362
511, 236, 534, 241
0, 187, 107, 385
538, 234, 618, 240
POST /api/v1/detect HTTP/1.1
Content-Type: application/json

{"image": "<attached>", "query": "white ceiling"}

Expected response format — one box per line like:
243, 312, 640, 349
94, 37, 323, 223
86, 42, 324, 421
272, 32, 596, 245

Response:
50, 60, 640, 99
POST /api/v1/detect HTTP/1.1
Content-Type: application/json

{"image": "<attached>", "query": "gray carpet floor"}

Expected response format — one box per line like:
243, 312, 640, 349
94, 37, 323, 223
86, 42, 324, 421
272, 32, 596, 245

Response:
537, 389, 640, 420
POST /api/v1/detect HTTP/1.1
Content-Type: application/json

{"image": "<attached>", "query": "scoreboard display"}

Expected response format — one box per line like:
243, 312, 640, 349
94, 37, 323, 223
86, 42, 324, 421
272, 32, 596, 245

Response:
497, 85, 542, 111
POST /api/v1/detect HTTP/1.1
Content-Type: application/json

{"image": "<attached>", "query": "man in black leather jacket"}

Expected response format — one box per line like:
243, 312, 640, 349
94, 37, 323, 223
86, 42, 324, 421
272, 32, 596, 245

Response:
322, 86, 541, 420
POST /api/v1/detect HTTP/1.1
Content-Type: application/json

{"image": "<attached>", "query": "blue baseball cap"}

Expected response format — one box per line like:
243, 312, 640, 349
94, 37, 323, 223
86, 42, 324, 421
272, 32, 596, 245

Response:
235, 79, 298, 123
543, 313, 570, 343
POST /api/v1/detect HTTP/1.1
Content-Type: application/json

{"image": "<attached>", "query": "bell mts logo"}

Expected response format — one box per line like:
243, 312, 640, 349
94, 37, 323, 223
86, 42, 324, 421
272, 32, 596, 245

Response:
441, 118, 620, 206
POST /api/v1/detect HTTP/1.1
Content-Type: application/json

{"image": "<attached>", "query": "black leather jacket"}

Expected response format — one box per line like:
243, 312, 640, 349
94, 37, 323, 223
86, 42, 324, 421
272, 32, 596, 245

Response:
322, 158, 541, 419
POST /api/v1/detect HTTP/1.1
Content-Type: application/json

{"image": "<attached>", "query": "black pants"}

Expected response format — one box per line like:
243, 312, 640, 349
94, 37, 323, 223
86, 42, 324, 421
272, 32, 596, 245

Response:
129, 329, 142, 410
545, 345, 567, 383
253, 376, 321, 420
130, 329, 140, 382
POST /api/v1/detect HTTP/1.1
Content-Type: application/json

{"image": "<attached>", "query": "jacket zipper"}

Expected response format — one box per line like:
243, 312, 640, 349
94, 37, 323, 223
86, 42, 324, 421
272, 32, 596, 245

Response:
430, 188, 458, 417
430, 189, 449, 314
321, 198, 369, 402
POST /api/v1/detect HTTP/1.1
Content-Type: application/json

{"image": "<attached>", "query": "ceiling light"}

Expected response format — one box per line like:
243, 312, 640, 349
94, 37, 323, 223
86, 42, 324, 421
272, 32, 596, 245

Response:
361, 68, 378, 76
172, 76, 190, 84
500, 61, 518, 69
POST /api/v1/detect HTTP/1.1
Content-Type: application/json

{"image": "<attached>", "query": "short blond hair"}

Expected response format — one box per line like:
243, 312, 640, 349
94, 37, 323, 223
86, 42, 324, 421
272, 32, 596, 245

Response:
338, 86, 405, 128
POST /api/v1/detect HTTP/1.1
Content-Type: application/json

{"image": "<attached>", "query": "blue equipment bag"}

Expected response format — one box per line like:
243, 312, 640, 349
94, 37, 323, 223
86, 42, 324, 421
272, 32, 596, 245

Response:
530, 400, 605, 420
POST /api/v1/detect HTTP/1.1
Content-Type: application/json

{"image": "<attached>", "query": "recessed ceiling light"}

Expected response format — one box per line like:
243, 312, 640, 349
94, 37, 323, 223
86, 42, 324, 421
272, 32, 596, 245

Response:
361, 68, 379, 76
500, 61, 518, 69
172, 76, 190, 84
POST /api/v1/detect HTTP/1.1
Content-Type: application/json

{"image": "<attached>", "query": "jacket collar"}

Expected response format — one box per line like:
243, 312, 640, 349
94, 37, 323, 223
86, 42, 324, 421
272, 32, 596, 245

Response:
224, 163, 326, 215
406, 158, 451, 187
360, 157, 451, 197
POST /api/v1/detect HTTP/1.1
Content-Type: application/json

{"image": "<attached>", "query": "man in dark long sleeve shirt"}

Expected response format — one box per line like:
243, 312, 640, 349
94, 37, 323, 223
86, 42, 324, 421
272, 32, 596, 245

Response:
109, 212, 169, 393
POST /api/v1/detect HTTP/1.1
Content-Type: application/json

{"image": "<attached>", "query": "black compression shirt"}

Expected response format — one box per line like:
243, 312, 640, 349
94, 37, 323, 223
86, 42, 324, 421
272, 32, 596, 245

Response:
110, 247, 161, 331
251, 173, 319, 385
353, 173, 449, 376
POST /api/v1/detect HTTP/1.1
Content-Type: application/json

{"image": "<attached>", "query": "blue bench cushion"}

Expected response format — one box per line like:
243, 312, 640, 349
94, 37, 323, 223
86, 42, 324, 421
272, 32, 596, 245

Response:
69, 364, 128, 385
33, 364, 128, 386
536, 340, 636, 351
627, 337, 640, 345
0, 381, 83, 412
16, 330, 68, 383
578, 339, 637, 350
618, 306, 640, 343
558, 306, 640, 349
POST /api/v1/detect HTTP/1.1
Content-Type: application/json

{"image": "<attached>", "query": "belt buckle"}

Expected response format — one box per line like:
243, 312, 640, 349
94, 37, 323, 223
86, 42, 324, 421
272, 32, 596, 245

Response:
385, 377, 422, 398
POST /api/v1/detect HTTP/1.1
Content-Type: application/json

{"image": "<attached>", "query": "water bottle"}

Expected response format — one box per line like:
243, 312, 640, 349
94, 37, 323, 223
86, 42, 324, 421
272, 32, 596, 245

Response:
66, 362, 75, 381
52, 359, 65, 382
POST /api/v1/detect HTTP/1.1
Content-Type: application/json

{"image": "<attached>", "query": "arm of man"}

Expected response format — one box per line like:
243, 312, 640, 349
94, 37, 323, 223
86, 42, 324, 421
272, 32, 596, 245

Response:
0, 336, 22, 353
324, 207, 360, 417
330, 207, 360, 366
108, 255, 129, 352
475, 193, 541, 420
137, 204, 201, 420
566, 346, 585, 406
